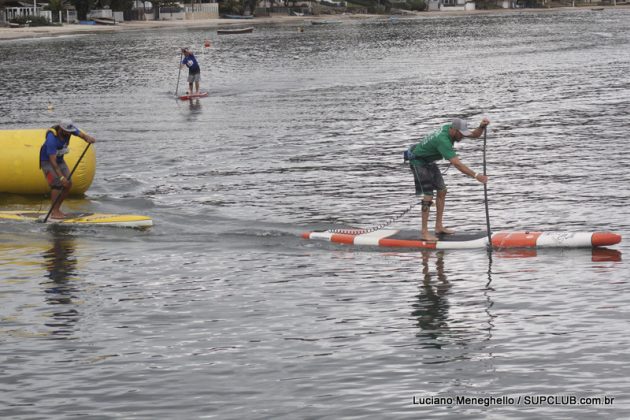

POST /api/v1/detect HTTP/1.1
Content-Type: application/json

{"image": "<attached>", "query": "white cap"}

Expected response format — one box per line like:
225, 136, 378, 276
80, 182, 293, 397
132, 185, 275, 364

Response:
59, 119, 79, 134
451, 118, 472, 136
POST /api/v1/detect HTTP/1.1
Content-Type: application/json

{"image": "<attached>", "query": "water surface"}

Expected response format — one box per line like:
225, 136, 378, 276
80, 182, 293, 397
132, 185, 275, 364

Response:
1, 9, 629, 418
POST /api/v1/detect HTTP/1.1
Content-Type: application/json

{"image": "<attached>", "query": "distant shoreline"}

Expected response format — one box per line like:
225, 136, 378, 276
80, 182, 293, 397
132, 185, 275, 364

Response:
0, 15, 314, 41
1, 6, 627, 42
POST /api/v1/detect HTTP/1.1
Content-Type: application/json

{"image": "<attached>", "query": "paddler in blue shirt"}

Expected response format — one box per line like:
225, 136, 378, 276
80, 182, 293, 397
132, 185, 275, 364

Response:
406, 117, 490, 241
180, 47, 201, 95
39, 119, 96, 220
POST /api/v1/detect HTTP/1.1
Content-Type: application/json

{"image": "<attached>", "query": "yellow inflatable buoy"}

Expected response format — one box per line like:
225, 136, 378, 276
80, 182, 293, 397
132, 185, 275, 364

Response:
0, 129, 96, 195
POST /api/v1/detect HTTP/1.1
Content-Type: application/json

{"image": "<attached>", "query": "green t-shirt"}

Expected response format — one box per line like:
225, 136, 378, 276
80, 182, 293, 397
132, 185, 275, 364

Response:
410, 124, 456, 164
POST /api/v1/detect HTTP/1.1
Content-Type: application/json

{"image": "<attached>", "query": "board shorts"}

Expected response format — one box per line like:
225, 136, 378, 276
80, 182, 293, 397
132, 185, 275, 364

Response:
41, 160, 70, 190
188, 72, 201, 83
410, 162, 446, 197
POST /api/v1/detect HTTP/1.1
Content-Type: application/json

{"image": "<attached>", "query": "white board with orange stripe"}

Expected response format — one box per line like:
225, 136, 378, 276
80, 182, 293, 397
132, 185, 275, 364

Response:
301, 230, 621, 249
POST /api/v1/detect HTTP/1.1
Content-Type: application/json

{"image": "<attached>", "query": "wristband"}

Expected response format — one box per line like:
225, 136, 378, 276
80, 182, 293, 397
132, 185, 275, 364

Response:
59, 176, 65, 181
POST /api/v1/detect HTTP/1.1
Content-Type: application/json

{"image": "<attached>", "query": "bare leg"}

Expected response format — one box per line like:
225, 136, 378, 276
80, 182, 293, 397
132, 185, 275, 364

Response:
195, 80, 200, 94
421, 195, 438, 241
435, 189, 455, 234
188, 83, 193, 94
50, 188, 70, 219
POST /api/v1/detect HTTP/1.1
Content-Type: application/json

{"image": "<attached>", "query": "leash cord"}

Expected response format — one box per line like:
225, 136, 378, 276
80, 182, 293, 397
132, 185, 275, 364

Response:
327, 159, 449, 235
326, 151, 452, 235
327, 200, 420, 235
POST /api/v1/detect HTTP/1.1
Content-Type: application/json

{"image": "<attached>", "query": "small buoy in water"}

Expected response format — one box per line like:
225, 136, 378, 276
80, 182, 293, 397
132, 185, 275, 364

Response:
47, 104, 54, 111
297, 26, 304, 33
204, 39, 211, 48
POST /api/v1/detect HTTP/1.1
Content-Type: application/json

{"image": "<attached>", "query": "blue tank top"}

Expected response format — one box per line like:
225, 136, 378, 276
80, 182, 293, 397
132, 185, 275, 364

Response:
40, 127, 77, 163
182, 54, 200, 74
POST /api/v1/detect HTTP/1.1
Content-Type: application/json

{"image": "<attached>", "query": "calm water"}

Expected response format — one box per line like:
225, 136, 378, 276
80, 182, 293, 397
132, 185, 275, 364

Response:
1, 9, 629, 418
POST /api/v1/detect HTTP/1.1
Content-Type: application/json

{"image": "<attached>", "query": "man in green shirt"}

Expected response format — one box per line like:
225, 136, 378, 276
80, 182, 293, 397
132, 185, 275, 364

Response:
408, 117, 490, 241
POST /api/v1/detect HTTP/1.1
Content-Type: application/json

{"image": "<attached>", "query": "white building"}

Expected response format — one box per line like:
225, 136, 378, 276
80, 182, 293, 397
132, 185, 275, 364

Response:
427, 0, 477, 11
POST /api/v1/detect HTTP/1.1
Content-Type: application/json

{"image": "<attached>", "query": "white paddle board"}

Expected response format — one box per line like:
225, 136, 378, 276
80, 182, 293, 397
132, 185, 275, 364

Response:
302, 229, 621, 249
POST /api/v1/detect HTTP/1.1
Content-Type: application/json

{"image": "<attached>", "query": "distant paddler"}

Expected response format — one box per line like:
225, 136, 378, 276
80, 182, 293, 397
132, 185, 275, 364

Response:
40, 119, 96, 220
404, 117, 490, 242
180, 47, 201, 95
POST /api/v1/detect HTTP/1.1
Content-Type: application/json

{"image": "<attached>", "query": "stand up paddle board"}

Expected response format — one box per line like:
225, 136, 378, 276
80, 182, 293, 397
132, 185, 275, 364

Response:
0, 211, 153, 228
301, 229, 621, 249
179, 92, 208, 100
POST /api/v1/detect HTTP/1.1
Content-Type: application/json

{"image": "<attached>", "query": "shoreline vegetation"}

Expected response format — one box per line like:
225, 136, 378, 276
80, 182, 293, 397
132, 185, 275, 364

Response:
1, 5, 627, 42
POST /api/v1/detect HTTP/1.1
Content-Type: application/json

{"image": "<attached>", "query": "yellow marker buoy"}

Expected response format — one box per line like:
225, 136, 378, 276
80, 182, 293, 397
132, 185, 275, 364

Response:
0, 129, 96, 195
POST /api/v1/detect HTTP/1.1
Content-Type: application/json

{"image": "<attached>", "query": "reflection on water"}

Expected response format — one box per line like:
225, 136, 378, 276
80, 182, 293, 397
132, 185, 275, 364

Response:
41, 229, 80, 338
412, 251, 499, 351
590, 248, 622, 263
495, 247, 622, 262
188, 98, 202, 112
412, 251, 451, 347
484, 253, 496, 342
180, 97, 203, 121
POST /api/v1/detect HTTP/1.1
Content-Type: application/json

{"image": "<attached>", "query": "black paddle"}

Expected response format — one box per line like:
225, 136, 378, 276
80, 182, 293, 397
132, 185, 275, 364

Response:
175, 51, 183, 97
42, 142, 92, 223
482, 127, 492, 251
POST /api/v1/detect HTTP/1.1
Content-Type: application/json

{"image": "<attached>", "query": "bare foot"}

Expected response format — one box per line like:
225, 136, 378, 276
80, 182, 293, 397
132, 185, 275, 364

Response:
435, 227, 455, 235
421, 233, 439, 242
50, 212, 68, 220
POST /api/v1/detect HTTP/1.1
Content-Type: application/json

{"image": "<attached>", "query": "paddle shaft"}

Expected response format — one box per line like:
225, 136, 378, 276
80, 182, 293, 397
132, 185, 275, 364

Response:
43, 142, 91, 223
482, 127, 492, 250
175, 52, 183, 96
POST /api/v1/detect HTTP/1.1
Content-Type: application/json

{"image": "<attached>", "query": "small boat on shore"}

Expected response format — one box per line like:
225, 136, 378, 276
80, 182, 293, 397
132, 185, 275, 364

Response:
223, 14, 254, 19
311, 20, 342, 25
217, 27, 254, 35
93, 17, 116, 25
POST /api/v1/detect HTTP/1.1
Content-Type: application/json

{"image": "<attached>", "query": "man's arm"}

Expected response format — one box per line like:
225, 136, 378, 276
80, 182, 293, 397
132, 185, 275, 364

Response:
48, 155, 70, 188
78, 131, 96, 144
467, 117, 490, 139
449, 156, 488, 184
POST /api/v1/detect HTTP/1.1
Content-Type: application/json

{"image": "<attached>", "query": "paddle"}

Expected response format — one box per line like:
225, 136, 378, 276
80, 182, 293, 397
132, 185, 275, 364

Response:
175, 51, 183, 97
482, 127, 492, 251
42, 142, 92, 223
